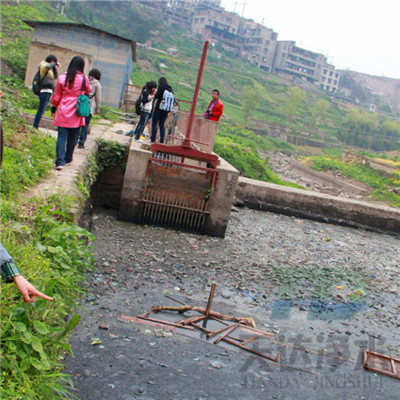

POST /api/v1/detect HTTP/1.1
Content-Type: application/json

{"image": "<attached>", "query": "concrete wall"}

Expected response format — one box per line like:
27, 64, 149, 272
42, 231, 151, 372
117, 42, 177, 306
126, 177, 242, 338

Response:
235, 177, 400, 234
170, 111, 219, 153
119, 141, 152, 223
205, 156, 239, 236
25, 25, 133, 108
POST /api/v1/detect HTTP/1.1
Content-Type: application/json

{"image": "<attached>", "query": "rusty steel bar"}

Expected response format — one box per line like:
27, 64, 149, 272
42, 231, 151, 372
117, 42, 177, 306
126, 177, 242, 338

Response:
205, 283, 216, 316
206, 323, 235, 339
240, 335, 259, 346
182, 41, 209, 148
190, 322, 212, 334
214, 323, 239, 344
136, 314, 194, 330
222, 337, 279, 362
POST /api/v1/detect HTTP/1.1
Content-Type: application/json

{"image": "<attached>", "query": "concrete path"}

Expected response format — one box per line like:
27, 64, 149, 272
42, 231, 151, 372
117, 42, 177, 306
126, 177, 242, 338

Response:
25, 120, 132, 202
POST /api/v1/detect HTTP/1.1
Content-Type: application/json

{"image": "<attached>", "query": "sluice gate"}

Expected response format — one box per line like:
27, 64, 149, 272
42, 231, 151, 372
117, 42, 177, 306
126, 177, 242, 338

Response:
119, 41, 239, 236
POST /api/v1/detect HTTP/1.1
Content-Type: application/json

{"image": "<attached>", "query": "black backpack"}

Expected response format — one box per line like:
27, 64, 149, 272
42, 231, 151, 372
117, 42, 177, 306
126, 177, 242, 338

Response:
135, 91, 143, 116
32, 67, 49, 96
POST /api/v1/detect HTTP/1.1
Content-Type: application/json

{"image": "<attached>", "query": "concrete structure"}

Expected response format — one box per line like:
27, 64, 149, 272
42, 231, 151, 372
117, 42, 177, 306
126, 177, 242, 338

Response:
235, 177, 400, 234
320, 63, 340, 93
167, 111, 219, 153
272, 41, 325, 83
119, 140, 239, 237
239, 21, 278, 72
192, 7, 241, 52
24, 21, 136, 108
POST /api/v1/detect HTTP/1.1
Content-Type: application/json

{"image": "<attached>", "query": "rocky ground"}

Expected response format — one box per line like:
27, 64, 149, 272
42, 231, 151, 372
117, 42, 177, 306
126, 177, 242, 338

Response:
64, 206, 400, 400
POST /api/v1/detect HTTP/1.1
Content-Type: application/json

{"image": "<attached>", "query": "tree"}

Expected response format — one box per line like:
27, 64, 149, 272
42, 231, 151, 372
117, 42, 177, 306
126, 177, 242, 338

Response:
310, 98, 330, 125
284, 86, 305, 118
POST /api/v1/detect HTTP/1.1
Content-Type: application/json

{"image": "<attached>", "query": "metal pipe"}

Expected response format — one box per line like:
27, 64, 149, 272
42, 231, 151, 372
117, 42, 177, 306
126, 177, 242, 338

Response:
182, 41, 209, 148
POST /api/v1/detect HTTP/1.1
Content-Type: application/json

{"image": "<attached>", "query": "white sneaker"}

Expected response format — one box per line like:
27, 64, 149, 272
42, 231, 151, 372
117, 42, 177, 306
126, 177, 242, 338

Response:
55, 165, 63, 171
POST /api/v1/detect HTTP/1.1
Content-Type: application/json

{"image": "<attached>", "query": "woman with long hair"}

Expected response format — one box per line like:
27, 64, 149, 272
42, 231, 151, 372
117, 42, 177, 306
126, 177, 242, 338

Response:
151, 76, 173, 143
51, 56, 91, 170
33, 54, 60, 129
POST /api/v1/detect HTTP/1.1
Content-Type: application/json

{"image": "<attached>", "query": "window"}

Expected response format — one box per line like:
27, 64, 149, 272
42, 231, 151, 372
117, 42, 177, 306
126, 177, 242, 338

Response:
329, 71, 333, 76
328, 78, 332, 84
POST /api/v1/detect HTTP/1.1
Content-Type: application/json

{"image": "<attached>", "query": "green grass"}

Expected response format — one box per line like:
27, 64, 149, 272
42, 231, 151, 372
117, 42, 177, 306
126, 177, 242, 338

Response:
306, 155, 400, 207
214, 125, 303, 188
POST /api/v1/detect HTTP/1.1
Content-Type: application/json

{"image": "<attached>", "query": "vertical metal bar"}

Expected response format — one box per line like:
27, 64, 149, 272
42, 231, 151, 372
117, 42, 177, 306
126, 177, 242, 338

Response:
182, 41, 209, 148
205, 283, 216, 316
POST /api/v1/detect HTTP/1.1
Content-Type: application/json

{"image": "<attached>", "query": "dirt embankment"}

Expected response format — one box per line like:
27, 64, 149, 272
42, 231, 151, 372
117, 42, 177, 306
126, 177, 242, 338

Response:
265, 152, 373, 200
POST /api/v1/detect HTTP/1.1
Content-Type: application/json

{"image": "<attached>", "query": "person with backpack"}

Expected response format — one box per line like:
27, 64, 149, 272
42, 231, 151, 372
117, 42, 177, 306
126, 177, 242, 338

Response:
33, 54, 60, 129
204, 89, 223, 122
151, 77, 174, 143
77, 68, 102, 149
51, 56, 91, 171
135, 81, 157, 141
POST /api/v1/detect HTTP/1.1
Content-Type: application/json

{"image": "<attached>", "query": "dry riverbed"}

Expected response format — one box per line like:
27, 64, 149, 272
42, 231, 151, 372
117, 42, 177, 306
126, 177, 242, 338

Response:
64, 206, 399, 400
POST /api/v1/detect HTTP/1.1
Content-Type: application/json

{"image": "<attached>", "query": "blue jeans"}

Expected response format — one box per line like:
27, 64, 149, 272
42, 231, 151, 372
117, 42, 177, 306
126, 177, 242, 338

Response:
78, 115, 92, 147
151, 109, 168, 143
55, 127, 80, 167
33, 92, 51, 128
135, 112, 151, 140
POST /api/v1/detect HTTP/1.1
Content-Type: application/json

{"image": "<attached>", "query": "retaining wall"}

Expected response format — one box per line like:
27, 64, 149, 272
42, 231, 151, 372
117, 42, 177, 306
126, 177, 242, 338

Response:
235, 177, 400, 234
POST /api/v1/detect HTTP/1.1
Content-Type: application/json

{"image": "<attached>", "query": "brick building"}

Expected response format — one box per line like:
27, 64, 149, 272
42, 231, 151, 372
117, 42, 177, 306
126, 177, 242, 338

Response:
24, 21, 136, 108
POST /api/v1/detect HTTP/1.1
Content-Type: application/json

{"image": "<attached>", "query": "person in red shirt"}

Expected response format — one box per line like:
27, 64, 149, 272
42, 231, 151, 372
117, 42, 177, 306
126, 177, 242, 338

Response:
204, 89, 223, 122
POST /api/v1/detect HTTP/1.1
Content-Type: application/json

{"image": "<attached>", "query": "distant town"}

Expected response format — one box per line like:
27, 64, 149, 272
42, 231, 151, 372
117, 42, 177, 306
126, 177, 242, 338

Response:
138, 0, 340, 93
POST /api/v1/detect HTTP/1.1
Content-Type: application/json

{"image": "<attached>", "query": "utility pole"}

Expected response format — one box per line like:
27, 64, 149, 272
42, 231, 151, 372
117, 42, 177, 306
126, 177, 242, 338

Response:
234, 1, 246, 16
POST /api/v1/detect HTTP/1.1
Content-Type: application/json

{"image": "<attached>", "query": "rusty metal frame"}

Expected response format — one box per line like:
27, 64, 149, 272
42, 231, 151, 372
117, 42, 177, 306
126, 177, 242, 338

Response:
363, 350, 400, 380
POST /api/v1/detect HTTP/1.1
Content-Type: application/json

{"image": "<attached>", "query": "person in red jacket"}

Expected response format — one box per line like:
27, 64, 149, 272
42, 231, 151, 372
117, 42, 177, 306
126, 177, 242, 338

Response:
204, 89, 223, 121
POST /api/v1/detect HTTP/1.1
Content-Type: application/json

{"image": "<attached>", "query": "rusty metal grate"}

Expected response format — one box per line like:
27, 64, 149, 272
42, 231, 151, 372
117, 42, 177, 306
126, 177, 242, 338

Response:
141, 187, 210, 231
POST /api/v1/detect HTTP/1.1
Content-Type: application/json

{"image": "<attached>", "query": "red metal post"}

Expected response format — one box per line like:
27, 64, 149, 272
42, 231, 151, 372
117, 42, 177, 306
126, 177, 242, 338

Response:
182, 41, 209, 148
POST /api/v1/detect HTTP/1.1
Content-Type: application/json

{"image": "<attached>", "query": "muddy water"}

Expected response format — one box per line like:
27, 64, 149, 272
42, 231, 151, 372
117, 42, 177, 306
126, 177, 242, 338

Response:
64, 207, 400, 400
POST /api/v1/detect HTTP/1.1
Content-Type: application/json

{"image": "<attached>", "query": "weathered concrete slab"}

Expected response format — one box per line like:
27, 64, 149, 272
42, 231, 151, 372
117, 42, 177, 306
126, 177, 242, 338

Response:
235, 177, 400, 234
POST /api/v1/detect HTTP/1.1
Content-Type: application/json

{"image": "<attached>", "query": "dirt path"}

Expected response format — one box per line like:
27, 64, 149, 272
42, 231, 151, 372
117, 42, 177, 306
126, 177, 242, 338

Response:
63, 207, 399, 400
264, 152, 373, 200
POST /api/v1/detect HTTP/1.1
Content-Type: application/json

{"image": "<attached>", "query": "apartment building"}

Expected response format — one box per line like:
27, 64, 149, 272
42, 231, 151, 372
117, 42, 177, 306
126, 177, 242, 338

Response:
239, 20, 278, 72
192, 7, 241, 52
143, 0, 341, 93
272, 40, 326, 83
320, 63, 340, 92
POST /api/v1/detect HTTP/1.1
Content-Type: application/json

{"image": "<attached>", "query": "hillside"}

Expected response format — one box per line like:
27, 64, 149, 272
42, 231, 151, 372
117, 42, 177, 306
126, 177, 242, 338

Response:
1, 0, 400, 156
338, 69, 400, 115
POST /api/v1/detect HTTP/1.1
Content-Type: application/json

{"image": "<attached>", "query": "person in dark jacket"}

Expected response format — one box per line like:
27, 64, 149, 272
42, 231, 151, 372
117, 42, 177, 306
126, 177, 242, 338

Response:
151, 77, 173, 143
135, 81, 157, 140
33, 54, 60, 129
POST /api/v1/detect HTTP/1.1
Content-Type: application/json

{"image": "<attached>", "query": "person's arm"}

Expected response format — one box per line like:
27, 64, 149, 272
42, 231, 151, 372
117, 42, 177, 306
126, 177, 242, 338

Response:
1, 261, 53, 303
84, 76, 92, 96
12, 274, 53, 303
1, 242, 53, 303
95, 83, 101, 114
51, 79, 63, 116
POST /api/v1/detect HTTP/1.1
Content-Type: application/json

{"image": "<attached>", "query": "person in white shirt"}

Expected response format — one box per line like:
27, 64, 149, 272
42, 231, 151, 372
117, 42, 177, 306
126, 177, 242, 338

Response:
135, 81, 157, 140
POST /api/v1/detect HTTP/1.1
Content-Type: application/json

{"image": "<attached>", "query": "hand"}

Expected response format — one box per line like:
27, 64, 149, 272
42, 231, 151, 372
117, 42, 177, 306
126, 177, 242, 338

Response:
51, 112, 55, 118
12, 275, 54, 303
56, 62, 61, 67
